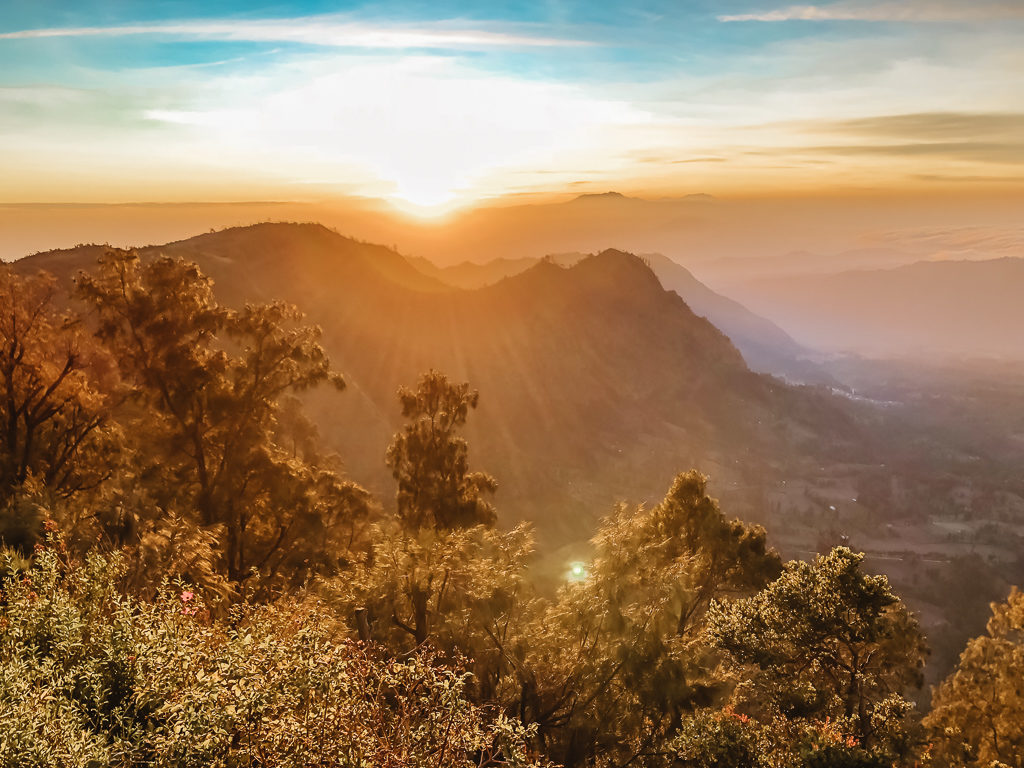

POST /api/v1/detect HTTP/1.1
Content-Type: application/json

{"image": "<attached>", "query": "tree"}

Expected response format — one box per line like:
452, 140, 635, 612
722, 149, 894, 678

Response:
510, 471, 781, 768
0, 267, 118, 502
340, 519, 534, 652
338, 372, 518, 659
925, 586, 1024, 767
707, 547, 927, 755
385, 370, 497, 531
76, 250, 369, 586
0, 267, 120, 550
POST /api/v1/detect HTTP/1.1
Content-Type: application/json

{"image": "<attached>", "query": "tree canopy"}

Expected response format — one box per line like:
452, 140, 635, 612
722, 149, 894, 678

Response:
385, 370, 497, 531
0, 267, 118, 507
708, 547, 927, 758
926, 586, 1024, 767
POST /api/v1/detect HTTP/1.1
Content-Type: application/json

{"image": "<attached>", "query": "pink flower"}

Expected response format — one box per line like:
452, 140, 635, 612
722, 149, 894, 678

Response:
180, 590, 195, 603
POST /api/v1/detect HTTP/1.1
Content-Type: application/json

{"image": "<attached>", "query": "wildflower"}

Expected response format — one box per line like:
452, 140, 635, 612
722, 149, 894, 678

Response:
180, 590, 195, 603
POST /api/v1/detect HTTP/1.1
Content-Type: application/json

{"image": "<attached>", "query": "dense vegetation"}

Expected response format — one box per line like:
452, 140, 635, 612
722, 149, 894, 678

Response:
1, 255, 1021, 766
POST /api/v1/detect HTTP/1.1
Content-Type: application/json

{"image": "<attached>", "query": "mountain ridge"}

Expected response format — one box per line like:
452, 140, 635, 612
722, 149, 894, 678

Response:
727, 255, 1024, 358
14, 222, 857, 544
407, 248, 825, 383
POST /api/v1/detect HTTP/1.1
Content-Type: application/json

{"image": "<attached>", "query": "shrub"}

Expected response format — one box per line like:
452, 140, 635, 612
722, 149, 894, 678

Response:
0, 537, 548, 767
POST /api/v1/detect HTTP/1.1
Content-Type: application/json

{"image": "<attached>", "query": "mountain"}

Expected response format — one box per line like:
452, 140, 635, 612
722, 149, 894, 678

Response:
409, 250, 826, 383
10, 194, 1020, 280
406, 255, 538, 288
697, 246, 919, 283
723, 257, 1024, 359
15, 223, 857, 546
643, 254, 829, 383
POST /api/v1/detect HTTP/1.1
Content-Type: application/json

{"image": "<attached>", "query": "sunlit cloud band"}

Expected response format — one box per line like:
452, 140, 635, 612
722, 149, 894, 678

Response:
0, 18, 589, 49
720, 2, 1024, 23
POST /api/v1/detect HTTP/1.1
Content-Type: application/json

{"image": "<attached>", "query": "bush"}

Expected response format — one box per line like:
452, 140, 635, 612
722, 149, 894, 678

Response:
0, 537, 548, 767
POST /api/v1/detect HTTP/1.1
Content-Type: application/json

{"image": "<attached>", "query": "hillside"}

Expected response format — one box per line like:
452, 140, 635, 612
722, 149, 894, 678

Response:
645, 254, 829, 383
407, 254, 538, 288
724, 257, 1024, 358
16, 222, 855, 544
410, 249, 825, 383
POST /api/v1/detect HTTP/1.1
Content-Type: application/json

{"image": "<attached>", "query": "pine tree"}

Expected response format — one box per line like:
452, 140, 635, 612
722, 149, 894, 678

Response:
385, 369, 497, 531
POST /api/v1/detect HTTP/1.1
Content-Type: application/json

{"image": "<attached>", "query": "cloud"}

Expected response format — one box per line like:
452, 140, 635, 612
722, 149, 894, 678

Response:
670, 157, 729, 164
824, 112, 1024, 140
0, 17, 588, 50
783, 112, 1024, 164
782, 142, 1024, 164
855, 226, 1024, 261
719, 2, 1024, 22
912, 173, 1024, 184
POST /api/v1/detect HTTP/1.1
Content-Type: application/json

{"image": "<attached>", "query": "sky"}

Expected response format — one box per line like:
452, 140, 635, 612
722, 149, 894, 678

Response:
1, 1, 1022, 211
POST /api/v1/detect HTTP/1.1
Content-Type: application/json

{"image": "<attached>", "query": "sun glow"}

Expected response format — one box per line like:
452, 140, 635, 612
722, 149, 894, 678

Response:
135, 55, 650, 210
385, 193, 466, 219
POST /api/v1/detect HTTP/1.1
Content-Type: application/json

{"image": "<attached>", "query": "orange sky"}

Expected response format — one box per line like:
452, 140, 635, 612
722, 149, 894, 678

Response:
1, 2, 1022, 214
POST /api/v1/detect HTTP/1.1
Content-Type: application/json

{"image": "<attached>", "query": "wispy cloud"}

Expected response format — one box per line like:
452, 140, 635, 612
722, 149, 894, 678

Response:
719, 2, 1024, 23
0, 17, 588, 49
825, 112, 1024, 140
792, 112, 1024, 164
796, 142, 1024, 163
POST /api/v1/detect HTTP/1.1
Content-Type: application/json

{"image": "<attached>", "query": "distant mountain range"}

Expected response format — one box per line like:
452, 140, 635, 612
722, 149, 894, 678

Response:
725, 257, 1024, 359
7, 193, 1019, 284
409, 251, 827, 383
17, 222, 857, 545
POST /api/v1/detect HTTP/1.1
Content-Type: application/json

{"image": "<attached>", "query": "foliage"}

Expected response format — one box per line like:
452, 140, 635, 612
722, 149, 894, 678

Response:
707, 547, 927, 760
666, 708, 894, 768
333, 518, 533, 654
385, 370, 497, 531
509, 472, 781, 767
925, 586, 1024, 767
75, 250, 370, 587
0, 536, 550, 768
666, 708, 773, 768
329, 371, 516, 659
0, 267, 119, 520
